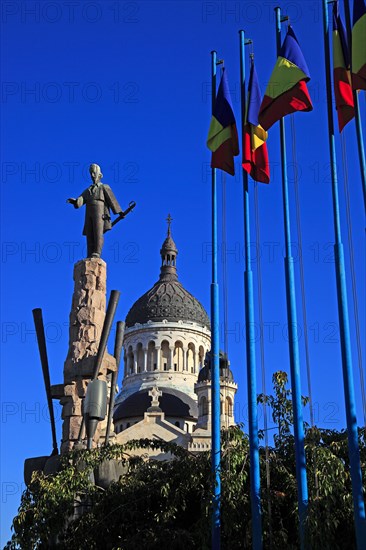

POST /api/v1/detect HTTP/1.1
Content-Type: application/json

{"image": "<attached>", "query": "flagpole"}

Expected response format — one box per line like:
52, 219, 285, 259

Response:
322, 2, 366, 547
274, 8, 308, 549
210, 49, 221, 550
239, 30, 262, 550
343, 0, 366, 211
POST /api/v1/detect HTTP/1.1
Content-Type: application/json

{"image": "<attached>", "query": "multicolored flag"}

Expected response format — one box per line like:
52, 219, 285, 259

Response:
242, 62, 270, 183
207, 68, 239, 175
258, 26, 313, 131
352, 0, 366, 90
333, 1, 354, 131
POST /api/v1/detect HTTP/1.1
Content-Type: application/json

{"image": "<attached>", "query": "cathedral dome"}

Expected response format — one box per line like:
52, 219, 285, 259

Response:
125, 216, 210, 329
197, 351, 234, 383
125, 280, 210, 328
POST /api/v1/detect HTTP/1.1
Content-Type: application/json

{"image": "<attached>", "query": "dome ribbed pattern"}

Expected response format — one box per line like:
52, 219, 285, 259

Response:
125, 280, 210, 328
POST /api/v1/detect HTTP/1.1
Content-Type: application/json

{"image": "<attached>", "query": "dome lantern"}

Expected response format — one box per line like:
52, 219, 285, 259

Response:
159, 213, 178, 283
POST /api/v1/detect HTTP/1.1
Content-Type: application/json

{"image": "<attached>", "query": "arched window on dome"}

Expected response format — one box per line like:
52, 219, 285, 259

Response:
161, 340, 170, 371
174, 341, 184, 371
175, 421, 180, 428
187, 343, 195, 373
199, 396, 208, 417
127, 346, 134, 375
136, 343, 144, 373
184, 422, 189, 433
225, 396, 233, 417
123, 350, 127, 377
198, 346, 205, 368
147, 341, 156, 371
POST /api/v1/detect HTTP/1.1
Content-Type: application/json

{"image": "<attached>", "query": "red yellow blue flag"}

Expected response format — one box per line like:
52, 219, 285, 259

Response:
333, 1, 354, 131
352, 0, 366, 90
258, 26, 313, 131
242, 62, 270, 184
207, 68, 239, 175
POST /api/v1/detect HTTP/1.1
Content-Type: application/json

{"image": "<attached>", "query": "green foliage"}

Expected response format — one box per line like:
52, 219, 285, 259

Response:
6, 373, 365, 549
258, 371, 309, 447
6, 442, 212, 550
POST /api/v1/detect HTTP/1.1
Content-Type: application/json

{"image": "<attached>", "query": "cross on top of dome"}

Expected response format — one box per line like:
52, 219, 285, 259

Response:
166, 213, 173, 236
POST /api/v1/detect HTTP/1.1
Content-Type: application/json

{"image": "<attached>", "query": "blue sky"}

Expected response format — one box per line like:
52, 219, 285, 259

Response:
1, 0, 365, 544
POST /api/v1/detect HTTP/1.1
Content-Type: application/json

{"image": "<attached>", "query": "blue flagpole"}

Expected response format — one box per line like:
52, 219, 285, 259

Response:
239, 30, 263, 550
210, 49, 221, 550
343, 0, 366, 211
274, 8, 309, 549
322, 2, 366, 547
353, 91, 366, 212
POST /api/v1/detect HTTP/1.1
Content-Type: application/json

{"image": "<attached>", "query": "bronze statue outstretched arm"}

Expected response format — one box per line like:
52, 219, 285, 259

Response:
67, 197, 83, 208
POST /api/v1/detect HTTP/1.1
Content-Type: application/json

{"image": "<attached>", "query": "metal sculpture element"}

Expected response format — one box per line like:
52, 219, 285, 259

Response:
32, 308, 59, 455
84, 379, 108, 450
67, 163, 136, 258
105, 321, 125, 445
77, 290, 121, 447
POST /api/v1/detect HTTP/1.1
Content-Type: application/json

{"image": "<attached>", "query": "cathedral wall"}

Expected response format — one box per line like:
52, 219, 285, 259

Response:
115, 320, 211, 403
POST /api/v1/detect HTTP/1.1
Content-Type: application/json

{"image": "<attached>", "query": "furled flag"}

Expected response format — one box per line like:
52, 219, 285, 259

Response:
242, 62, 270, 183
352, 0, 366, 90
207, 68, 239, 175
333, 1, 354, 131
258, 26, 313, 131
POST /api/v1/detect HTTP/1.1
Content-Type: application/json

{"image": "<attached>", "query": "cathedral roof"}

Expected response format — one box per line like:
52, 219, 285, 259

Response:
125, 216, 210, 329
113, 387, 198, 421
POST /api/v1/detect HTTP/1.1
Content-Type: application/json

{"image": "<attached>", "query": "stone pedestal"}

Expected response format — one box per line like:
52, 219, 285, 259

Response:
60, 258, 116, 454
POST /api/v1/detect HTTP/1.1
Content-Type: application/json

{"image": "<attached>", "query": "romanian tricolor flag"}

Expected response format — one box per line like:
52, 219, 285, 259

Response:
333, 2, 354, 132
207, 68, 239, 175
352, 0, 366, 90
258, 26, 313, 131
242, 62, 270, 184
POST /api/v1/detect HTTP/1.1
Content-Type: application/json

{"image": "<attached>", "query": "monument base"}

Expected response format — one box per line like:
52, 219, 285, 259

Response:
59, 258, 117, 454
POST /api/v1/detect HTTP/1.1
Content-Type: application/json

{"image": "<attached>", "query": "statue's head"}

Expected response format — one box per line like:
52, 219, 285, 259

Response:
89, 163, 103, 184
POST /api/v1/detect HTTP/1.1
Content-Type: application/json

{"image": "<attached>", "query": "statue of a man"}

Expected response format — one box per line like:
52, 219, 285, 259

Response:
67, 163, 123, 258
